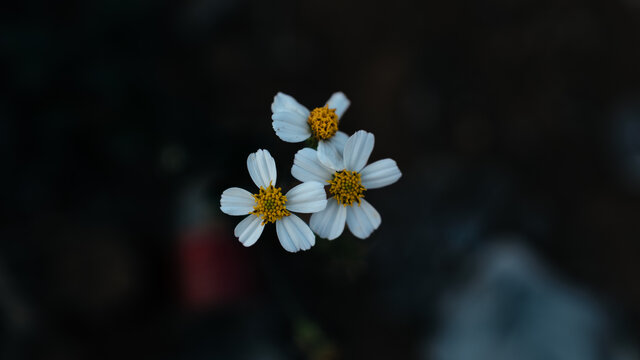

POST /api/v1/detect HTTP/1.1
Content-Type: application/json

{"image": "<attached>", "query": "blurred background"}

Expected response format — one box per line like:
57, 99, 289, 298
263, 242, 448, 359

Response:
2, 0, 640, 359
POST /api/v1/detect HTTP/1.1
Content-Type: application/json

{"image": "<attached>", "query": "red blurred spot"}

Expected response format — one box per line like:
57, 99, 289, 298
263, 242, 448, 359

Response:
179, 224, 255, 311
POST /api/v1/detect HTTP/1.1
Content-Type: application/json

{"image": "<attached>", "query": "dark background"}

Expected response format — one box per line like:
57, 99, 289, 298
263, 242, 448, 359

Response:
2, 0, 640, 359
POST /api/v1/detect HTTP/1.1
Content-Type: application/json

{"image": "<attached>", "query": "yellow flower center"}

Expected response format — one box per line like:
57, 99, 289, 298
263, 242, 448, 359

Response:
328, 170, 366, 206
307, 105, 339, 140
251, 184, 291, 225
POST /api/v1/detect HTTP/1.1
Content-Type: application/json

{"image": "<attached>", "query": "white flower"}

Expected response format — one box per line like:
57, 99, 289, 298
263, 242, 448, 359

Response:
220, 149, 328, 252
271, 92, 351, 170
291, 130, 402, 240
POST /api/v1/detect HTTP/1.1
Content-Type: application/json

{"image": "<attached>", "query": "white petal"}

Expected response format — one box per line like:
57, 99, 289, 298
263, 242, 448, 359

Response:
272, 111, 311, 143
329, 131, 349, 154
285, 181, 327, 213
276, 214, 316, 252
360, 159, 402, 189
346, 199, 381, 239
325, 92, 350, 119
309, 198, 347, 240
343, 130, 375, 172
271, 92, 310, 118
220, 187, 255, 215
317, 139, 344, 171
234, 214, 265, 247
247, 149, 277, 188
291, 148, 334, 183
316, 131, 349, 170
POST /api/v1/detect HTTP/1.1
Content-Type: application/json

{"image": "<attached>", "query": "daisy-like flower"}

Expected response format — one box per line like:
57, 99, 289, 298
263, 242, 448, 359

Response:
220, 149, 328, 252
291, 130, 402, 240
271, 92, 351, 170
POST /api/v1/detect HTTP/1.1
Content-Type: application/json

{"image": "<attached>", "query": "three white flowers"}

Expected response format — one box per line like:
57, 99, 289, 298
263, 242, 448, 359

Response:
219, 92, 402, 252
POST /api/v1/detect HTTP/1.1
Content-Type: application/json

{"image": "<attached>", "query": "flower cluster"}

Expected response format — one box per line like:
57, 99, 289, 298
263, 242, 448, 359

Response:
220, 92, 402, 252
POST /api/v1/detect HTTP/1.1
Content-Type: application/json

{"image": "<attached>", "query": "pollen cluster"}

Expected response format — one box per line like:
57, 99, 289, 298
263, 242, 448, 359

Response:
251, 184, 291, 225
307, 106, 339, 140
328, 170, 366, 206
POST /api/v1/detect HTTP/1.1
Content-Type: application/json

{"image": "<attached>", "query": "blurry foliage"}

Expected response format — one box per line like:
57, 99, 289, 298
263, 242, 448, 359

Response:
294, 318, 339, 360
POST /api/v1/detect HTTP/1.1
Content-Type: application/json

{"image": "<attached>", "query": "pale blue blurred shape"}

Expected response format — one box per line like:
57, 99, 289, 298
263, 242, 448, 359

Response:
612, 99, 640, 192
429, 241, 607, 360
